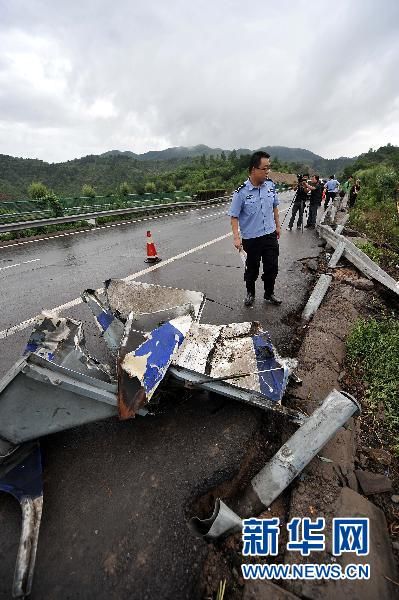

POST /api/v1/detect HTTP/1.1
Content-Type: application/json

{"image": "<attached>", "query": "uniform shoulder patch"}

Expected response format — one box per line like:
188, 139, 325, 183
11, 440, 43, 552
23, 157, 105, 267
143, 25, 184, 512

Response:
234, 182, 246, 193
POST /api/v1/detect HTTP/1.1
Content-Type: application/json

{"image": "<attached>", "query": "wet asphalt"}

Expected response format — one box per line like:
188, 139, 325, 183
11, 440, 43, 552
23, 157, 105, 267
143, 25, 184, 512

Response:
0, 194, 323, 599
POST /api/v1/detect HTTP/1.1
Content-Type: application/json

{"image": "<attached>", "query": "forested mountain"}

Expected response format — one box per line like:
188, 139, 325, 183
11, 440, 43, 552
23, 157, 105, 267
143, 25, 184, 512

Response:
100, 144, 351, 166
0, 145, 356, 200
342, 143, 399, 176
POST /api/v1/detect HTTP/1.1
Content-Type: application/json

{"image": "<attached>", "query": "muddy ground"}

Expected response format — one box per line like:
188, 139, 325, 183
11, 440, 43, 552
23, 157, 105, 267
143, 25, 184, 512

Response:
193, 242, 399, 599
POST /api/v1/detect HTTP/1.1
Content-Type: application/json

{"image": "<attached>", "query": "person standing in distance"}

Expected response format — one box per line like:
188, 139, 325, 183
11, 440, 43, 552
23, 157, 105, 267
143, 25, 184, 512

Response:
287, 175, 311, 230
229, 151, 281, 307
305, 174, 323, 228
324, 175, 340, 206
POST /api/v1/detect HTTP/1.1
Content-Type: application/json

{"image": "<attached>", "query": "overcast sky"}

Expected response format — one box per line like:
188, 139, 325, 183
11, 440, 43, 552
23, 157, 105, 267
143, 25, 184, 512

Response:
1, 0, 398, 163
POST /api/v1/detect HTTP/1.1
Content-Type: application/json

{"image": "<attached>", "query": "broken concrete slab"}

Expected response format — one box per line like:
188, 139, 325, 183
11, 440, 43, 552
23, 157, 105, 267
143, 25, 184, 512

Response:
332, 487, 398, 599
328, 241, 346, 268
317, 224, 399, 297
346, 470, 360, 493
285, 488, 398, 600
302, 275, 332, 322
355, 470, 393, 495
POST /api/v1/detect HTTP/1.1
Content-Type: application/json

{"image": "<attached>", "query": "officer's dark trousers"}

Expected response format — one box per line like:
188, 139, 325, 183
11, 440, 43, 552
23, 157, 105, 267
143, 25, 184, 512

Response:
326, 191, 336, 205
242, 232, 279, 297
288, 201, 304, 228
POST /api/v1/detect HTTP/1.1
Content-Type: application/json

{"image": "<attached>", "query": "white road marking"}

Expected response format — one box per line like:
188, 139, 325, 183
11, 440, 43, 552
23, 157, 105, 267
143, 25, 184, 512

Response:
0, 203, 229, 250
0, 232, 232, 340
198, 207, 289, 220
197, 211, 226, 220
0, 258, 40, 271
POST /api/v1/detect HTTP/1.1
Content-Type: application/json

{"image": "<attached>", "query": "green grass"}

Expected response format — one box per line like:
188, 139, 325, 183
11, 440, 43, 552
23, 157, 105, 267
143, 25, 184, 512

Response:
346, 317, 399, 444
355, 241, 384, 263
355, 240, 399, 275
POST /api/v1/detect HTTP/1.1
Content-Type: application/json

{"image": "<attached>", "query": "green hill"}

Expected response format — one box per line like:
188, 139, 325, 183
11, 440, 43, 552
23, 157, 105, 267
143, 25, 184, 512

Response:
0, 145, 357, 200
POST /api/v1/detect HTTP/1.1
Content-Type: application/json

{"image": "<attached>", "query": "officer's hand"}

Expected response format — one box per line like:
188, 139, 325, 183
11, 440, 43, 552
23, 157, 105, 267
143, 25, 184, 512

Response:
275, 226, 281, 240
233, 235, 242, 250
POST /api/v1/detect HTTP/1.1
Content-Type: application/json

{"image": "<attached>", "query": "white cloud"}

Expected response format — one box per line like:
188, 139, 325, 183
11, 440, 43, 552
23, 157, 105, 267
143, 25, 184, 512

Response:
0, 0, 398, 162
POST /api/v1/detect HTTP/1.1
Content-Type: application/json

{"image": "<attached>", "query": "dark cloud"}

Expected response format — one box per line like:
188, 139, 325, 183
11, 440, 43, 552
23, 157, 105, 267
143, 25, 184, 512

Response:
0, 0, 398, 161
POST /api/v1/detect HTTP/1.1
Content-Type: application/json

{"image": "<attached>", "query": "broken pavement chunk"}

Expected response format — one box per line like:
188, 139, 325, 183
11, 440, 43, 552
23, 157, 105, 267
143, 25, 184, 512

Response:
355, 470, 393, 495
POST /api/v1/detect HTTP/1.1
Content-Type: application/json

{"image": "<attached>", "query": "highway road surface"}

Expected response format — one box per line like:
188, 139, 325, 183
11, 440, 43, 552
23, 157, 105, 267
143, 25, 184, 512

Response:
0, 193, 323, 599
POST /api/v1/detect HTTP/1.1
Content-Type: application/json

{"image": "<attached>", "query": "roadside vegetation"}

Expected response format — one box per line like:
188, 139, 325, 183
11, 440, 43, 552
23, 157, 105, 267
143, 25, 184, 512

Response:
343, 145, 399, 250
343, 144, 399, 456
355, 240, 399, 277
346, 317, 399, 443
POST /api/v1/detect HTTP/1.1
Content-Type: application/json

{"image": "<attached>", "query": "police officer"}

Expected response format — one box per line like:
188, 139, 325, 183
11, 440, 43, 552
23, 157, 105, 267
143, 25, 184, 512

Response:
324, 175, 340, 206
229, 151, 281, 307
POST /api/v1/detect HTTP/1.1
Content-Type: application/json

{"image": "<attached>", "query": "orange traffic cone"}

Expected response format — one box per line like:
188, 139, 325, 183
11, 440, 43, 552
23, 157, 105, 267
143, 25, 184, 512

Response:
144, 230, 161, 263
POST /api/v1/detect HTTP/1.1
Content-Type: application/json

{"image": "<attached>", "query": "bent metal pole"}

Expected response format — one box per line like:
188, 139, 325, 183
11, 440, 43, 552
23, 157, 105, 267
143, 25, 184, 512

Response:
190, 389, 360, 540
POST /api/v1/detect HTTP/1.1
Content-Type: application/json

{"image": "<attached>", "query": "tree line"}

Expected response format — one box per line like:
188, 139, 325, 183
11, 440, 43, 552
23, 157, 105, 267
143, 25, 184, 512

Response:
0, 149, 355, 202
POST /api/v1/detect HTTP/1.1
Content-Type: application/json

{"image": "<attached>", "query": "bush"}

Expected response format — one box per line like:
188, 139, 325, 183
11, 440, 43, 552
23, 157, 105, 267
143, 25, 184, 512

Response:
355, 241, 384, 263
144, 182, 157, 193
28, 181, 49, 200
81, 184, 96, 198
355, 241, 398, 270
46, 191, 64, 217
118, 182, 130, 196
346, 317, 399, 440
349, 165, 399, 248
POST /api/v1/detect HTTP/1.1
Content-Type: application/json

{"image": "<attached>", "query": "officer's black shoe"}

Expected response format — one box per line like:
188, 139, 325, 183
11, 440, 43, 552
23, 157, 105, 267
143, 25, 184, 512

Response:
244, 294, 255, 307
264, 294, 282, 305
287, 226, 292, 231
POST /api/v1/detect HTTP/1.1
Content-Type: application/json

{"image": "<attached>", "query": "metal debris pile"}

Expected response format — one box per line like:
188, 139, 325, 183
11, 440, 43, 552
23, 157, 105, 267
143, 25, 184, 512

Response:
0, 279, 301, 597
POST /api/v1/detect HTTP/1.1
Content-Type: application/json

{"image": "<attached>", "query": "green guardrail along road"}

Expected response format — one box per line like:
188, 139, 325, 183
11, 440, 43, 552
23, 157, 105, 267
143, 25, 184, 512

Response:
0, 191, 193, 225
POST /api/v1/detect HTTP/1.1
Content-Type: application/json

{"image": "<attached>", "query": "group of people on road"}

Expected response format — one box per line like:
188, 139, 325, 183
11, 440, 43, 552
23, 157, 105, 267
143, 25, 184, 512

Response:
287, 174, 324, 231
229, 151, 360, 308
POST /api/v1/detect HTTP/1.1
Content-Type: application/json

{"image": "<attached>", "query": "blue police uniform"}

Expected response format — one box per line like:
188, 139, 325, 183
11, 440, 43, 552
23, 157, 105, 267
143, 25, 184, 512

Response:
229, 178, 279, 299
325, 178, 340, 205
